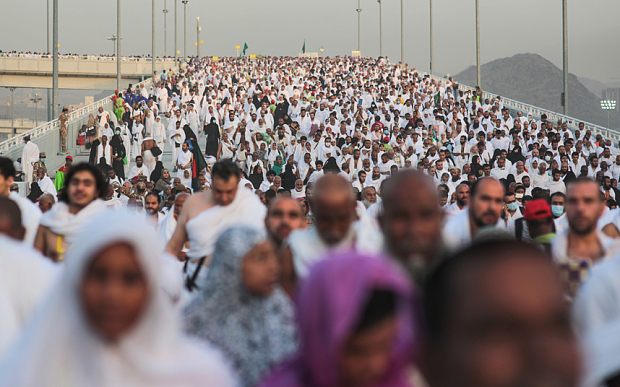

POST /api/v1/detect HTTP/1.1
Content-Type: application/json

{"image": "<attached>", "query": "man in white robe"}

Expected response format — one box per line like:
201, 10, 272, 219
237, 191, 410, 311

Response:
169, 121, 186, 170
96, 135, 113, 166
21, 136, 39, 186
127, 156, 150, 182
176, 142, 193, 179
35, 168, 57, 198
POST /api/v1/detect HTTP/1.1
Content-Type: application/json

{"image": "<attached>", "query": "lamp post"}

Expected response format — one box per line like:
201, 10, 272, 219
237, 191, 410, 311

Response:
117, 0, 121, 91
400, 0, 404, 64
319, 46, 325, 57
562, 0, 568, 115
174, 0, 177, 66
30, 93, 42, 128
52, 0, 58, 118
356, 0, 361, 52
9, 87, 16, 136
182, 0, 188, 61
475, 0, 481, 88
47, 0, 52, 121
429, 0, 434, 75
378, 0, 383, 57
107, 34, 117, 55
196, 17, 201, 57
152, 0, 155, 76
601, 100, 617, 135
163, 0, 168, 55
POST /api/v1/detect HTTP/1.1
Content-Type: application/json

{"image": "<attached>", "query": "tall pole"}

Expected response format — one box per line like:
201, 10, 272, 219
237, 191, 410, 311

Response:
174, 0, 177, 66
475, 0, 481, 88
378, 0, 383, 57
117, 0, 121, 91
400, 0, 404, 64
183, 1, 187, 61
10, 88, 15, 136
52, 0, 58, 119
357, 0, 361, 52
163, 0, 168, 55
196, 17, 200, 57
562, 0, 568, 115
152, 0, 155, 77
429, 0, 434, 75
47, 0, 52, 121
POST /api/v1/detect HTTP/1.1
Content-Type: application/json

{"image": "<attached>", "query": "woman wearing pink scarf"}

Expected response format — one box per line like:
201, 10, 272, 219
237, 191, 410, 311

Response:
260, 252, 417, 387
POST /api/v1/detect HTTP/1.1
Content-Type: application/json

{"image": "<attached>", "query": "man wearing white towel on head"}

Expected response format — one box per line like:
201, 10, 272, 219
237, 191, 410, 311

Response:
165, 160, 266, 288
176, 142, 193, 180
21, 135, 39, 186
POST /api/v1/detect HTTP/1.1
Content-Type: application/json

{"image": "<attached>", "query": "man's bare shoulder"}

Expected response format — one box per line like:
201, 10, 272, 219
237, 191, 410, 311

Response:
182, 191, 216, 221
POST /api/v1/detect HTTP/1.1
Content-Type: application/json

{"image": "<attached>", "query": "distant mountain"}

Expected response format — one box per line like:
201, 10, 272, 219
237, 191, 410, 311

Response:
453, 53, 620, 130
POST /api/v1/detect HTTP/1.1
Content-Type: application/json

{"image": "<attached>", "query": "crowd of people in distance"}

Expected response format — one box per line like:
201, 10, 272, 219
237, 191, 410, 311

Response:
0, 51, 177, 61
3, 55, 620, 387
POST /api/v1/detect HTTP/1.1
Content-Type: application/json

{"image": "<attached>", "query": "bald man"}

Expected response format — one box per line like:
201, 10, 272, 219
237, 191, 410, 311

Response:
265, 197, 304, 298
443, 177, 504, 252
37, 193, 55, 214
286, 175, 358, 278
0, 197, 25, 240
379, 170, 443, 283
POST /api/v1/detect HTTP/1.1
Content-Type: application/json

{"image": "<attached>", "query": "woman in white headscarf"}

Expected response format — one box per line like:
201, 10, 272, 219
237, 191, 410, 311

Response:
0, 212, 237, 387
183, 226, 298, 387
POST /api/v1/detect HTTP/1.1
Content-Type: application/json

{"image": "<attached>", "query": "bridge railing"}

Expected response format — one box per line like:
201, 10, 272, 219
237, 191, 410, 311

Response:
429, 74, 620, 143
0, 53, 177, 62
0, 78, 154, 155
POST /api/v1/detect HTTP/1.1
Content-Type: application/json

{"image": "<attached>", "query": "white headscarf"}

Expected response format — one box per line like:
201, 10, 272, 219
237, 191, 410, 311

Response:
0, 212, 237, 387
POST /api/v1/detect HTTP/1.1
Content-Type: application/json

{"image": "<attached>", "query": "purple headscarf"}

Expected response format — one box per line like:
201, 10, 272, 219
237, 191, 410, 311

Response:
260, 251, 417, 387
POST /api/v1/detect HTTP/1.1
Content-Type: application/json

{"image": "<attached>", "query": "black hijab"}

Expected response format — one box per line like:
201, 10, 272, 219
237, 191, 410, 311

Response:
248, 165, 264, 190
27, 182, 43, 203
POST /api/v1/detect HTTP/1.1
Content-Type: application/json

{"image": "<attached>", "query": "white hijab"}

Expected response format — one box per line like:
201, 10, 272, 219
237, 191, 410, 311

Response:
0, 212, 237, 387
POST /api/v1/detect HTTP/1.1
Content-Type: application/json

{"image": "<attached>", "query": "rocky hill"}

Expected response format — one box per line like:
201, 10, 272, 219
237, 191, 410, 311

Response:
453, 53, 620, 130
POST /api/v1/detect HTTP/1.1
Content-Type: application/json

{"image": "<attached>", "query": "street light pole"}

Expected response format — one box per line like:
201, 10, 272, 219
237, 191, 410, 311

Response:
356, 0, 361, 52
47, 0, 52, 121
182, 0, 188, 61
174, 0, 177, 66
52, 0, 58, 119
401, 0, 404, 64
378, 0, 383, 57
107, 34, 117, 55
30, 93, 42, 128
152, 0, 155, 77
163, 0, 168, 55
10, 88, 15, 136
475, 0, 481, 88
429, 0, 434, 75
196, 17, 201, 57
562, 0, 568, 115
117, 0, 121, 91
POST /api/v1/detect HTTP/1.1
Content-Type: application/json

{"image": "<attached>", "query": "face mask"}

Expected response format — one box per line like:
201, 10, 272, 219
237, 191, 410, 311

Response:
41, 158, 46, 163
545, 156, 551, 162
115, 130, 120, 135
552, 205, 564, 217
515, 193, 524, 199
507, 202, 518, 211
383, 130, 389, 135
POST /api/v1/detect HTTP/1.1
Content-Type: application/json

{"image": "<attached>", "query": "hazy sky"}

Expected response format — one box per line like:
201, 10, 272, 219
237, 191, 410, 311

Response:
3, 0, 619, 83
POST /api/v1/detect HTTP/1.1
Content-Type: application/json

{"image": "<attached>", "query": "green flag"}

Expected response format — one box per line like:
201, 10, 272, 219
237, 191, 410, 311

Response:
243, 43, 248, 56
434, 91, 440, 106
302, 40, 305, 54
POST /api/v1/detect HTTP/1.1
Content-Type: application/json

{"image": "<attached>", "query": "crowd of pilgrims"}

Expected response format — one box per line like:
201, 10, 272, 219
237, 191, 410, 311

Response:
4, 55, 620, 387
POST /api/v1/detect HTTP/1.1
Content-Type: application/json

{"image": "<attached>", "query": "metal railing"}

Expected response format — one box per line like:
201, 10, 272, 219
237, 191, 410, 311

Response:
0, 53, 176, 61
0, 78, 155, 155
429, 74, 620, 143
